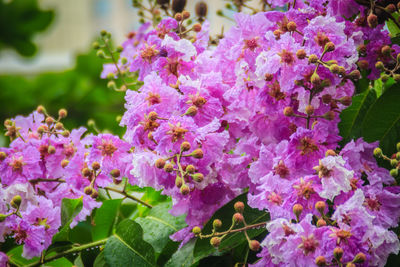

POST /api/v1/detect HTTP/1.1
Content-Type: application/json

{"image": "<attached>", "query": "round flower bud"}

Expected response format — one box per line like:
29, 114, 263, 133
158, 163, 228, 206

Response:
213, 219, 222, 229
62, 130, 70, 137
210, 237, 220, 247
315, 256, 326, 266
273, 29, 282, 39
195, 1, 207, 17
373, 147, 383, 158
375, 61, 385, 70
234, 201, 245, 213
174, 13, 182, 22
37, 126, 45, 134
172, 0, 186, 13
92, 41, 100, 50
325, 149, 336, 156
381, 74, 389, 83
11, 195, 22, 209
315, 201, 326, 214
180, 184, 190, 195
385, 4, 396, 13
324, 42, 335, 52
322, 94, 332, 104
293, 204, 303, 220
305, 105, 314, 116
191, 148, 204, 159
193, 23, 202, 32
185, 105, 198, 116
329, 64, 340, 74
47, 145, 56, 155
265, 73, 274, 81
0, 214, 7, 222
316, 218, 327, 227
186, 164, 195, 174
100, 29, 108, 36
82, 168, 91, 177
192, 173, 204, 182
338, 96, 352, 106
61, 159, 69, 168
367, 13, 378, 28
323, 111, 335, 121
55, 122, 64, 130
84, 186, 93, 195
181, 141, 191, 152
352, 252, 366, 263
37, 105, 46, 114
357, 44, 367, 55
390, 168, 398, 177
148, 111, 158, 121
333, 247, 344, 260
182, 10, 190, 19
233, 212, 244, 223
397, 142, 400, 151
357, 60, 369, 70
192, 226, 202, 235
45, 117, 54, 126
394, 74, 400, 82
116, 45, 123, 53
296, 49, 307, 60
58, 108, 67, 119
96, 50, 106, 59
92, 161, 101, 170
396, 152, 400, 161
249, 240, 260, 251
311, 73, 321, 85
155, 158, 166, 169
391, 159, 398, 167
346, 263, 356, 267
0, 151, 7, 161
110, 169, 120, 178
308, 54, 318, 64
175, 176, 183, 188
283, 106, 294, 117
164, 163, 174, 172
91, 190, 99, 199
381, 45, 392, 57
349, 70, 361, 80
287, 21, 297, 32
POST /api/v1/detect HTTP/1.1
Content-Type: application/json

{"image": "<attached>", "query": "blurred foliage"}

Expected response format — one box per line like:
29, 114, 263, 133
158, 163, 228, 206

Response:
0, 48, 126, 137
0, 0, 54, 57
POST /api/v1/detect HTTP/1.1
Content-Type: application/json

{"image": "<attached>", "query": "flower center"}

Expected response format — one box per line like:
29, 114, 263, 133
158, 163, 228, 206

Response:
267, 191, 283, 205
299, 235, 319, 255
297, 137, 319, 155
279, 49, 295, 65
146, 92, 161, 106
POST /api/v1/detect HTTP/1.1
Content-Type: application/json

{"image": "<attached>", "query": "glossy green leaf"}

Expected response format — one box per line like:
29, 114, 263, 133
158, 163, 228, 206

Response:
93, 251, 110, 267
92, 199, 122, 241
165, 239, 198, 267
53, 198, 83, 242
339, 89, 377, 144
104, 219, 156, 267
136, 202, 186, 253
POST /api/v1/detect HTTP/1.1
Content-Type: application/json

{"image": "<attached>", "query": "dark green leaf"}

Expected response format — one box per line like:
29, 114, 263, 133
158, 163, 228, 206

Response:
136, 202, 186, 253
92, 199, 122, 241
53, 198, 83, 242
165, 239, 198, 267
156, 240, 180, 266
104, 219, 156, 267
94, 251, 110, 267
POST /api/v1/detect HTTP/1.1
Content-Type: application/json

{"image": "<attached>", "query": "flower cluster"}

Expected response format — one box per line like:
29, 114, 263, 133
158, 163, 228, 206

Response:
99, 0, 400, 265
0, 108, 133, 259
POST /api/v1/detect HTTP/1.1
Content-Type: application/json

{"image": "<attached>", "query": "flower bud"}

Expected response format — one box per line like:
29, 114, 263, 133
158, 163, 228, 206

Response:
96, 50, 106, 59
390, 168, 398, 177
148, 111, 158, 121
333, 247, 344, 260
155, 158, 166, 169
338, 96, 352, 106
213, 219, 222, 229
210, 237, 220, 247
293, 203, 303, 221
175, 176, 183, 188
47, 145, 56, 155
193, 23, 202, 32
181, 141, 191, 151
315, 201, 326, 214
315, 256, 326, 266
352, 252, 366, 263
316, 218, 327, 227
346, 263, 356, 267
311, 73, 320, 85
0, 214, 7, 222
110, 169, 120, 178
37, 126, 45, 134
375, 61, 385, 70
11, 195, 22, 209
329, 64, 340, 74
92, 41, 100, 50
164, 163, 174, 172
195, 1, 207, 17
92, 161, 101, 170
322, 94, 332, 104
367, 13, 378, 28
192, 226, 201, 235
62, 130, 70, 137
385, 4, 396, 13
100, 29, 108, 36
192, 173, 204, 182
184, 105, 198, 116
287, 21, 297, 32
58, 108, 67, 119
323, 111, 335, 121
349, 70, 361, 80
172, 0, 186, 13
381, 74, 389, 83
324, 42, 335, 52
305, 105, 314, 116
180, 184, 190, 195
45, 117, 54, 126
357, 60, 369, 70
265, 73, 274, 81
296, 49, 306, 60
391, 159, 398, 167
82, 168, 91, 177
308, 54, 318, 64
357, 44, 367, 55
325, 149, 336, 156
397, 142, 400, 151
0, 151, 7, 161
186, 164, 195, 174
91, 189, 99, 199
37, 105, 46, 114
249, 240, 260, 251
381, 45, 392, 57
191, 148, 203, 159
394, 74, 400, 82
116, 45, 123, 53
283, 106, 294, 117
107, 81, 116, 90
182, 10, 190, 20
61, 159, 70, 167
55, 122, 64, 130
396, 152, 400, 161
84, 186, 93, 195
234, 201, 245, 213
373, 147, 382, 158
233, 212, 244, 223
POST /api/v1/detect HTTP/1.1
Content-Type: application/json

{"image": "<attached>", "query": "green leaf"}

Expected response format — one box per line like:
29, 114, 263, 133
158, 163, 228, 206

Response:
165, 239, 198, 267
93, 251, 110, 267
92, 199, 122, 241
156, 240, 180, 266
136, 202, 186, 253
193, 193, 269, 260
339, 89, 377, 144
104, 219, 156, 267
387, 13, 400, 37
7, 246, 37, 266
361, 83, 400, 154
53, 198, 83, 242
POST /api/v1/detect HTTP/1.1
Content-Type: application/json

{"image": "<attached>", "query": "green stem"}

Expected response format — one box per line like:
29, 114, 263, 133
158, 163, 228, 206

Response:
104, 187, 153, 208
24, 239, 108, 267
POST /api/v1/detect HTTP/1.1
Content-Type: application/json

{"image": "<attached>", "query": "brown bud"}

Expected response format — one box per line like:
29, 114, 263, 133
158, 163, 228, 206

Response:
338, 96, 352, 106
349, 70, 361, 80
325, 149, 336, 156
323, 111, 335, 121
367, 13, 378, 28
357, 60, 369, 70
357, 44, 367, 55
148, 111, 158, 121
249, 240, 260, 251
193, 23, 202, 32
192, 173, 204, 182
305, 105, 314, 116
213, 219, 222, 229
394, 74, 400, 82
385, 4, 396, 13
353, 252, 366, 263
61, 159, 69, 168
233, 212, 244, 223
55, 122, 64, 131
82, 168, 91, 177
346, 263, 356, 267
296, 49, 307, 60
84, 186, 93, 195
92, 161, 101, 170
175, 176, 183, 188
58, 108, 68, 119
329, 64, 340, 74
45, 117, 54, 126
191, 148, 203, 159
311, 73, 321, 85
37, 105, 46, 114
315, 256, 326, 266
210, 237, 220, 247
174, 13, 183, 21
164, 163, 174, 172
181, 141, 191, 151
324, 42, 335, 52
265, 73, 274, 81
283, 106, 294, 117
155, 158, 166, 169
315, 201, 326, 214
195, 1, 207, 17
322, 94, 332, 104
333, 247, 344, 260
91, 190, 99, 199
273, 29, 282, 39
287, 21, 297, 32
180, 184, 190, 195
110, 169, 120, 178
316, 218, 327, 227
293, 203, 303, 220
172, 0, 186, 13
308, 54, 318, 64
182, 10, 190, 20
47, 145, 56, 155
381, 45, 392, 57
234, 201, 245, 213
62, 130, 70, 137
0, 151, 7, 161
